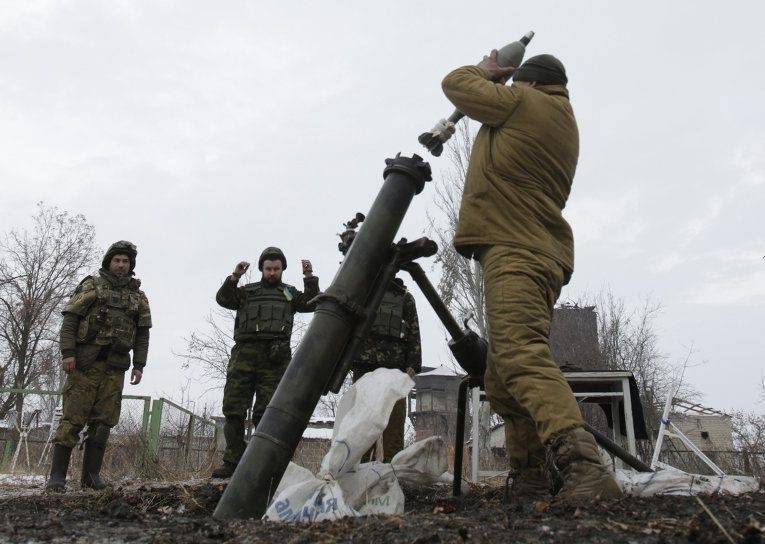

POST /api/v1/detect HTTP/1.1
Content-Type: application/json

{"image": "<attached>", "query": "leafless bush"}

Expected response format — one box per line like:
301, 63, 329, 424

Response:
729, 410, 765, 479
427, 122, 485, 338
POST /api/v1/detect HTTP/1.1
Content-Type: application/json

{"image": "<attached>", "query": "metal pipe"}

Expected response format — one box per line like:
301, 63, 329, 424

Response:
403, 262, 487, 376
402, 262, 463, 339
213, 154, 431, 520
584, 423, 653, 473
452, 376, 470, 496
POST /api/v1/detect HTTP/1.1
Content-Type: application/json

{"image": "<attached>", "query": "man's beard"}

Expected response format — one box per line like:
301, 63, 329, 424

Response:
263, 275, 280, 286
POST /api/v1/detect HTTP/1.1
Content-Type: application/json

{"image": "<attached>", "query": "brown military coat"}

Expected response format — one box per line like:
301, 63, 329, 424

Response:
441, 66, 579, 279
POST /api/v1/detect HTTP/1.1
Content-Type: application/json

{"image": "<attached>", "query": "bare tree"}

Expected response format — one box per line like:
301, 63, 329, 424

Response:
179, 307, 310, 389
179, 309, 234, 388
427, 122, 486, 337
0, 203, 97, 423
569, 290, 701, 442
731, 410, 765, 478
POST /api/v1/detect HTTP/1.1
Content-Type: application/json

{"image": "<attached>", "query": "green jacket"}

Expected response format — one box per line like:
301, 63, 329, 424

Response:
442, 65, 579, 279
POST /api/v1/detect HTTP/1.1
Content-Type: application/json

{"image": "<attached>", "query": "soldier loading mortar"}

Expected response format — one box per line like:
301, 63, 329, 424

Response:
214, 30, 660, 519
214, 159, 502, 519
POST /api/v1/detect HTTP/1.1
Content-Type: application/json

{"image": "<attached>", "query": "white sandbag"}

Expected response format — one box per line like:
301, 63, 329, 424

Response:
319, 368, 414, 478
268, 478, 357, 522
390, 435, 448, 486
264, 369, 451, 523
271, 462, 315, 499
335, 462, 405, 516
617, 467, 761, 496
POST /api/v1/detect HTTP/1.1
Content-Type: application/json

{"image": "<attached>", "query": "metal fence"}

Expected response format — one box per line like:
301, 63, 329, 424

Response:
0, 387, 219, 479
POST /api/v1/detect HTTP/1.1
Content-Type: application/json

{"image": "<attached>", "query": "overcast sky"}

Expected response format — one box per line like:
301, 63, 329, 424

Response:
1, 1, 763, 416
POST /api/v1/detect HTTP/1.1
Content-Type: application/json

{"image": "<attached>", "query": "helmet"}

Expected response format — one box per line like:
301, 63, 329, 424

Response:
102, 240, 137, 272
258, 246, 287, 271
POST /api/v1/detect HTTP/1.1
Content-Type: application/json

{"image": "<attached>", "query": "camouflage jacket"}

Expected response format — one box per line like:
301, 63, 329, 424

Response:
60, 269, 152, 371
353, 278, 422, 374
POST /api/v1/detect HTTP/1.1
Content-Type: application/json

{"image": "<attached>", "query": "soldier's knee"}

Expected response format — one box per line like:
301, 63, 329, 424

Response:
223, 406, 247, 425
85, 422, 111, 446
54, 421, 84, 449
222, 386, 252, 413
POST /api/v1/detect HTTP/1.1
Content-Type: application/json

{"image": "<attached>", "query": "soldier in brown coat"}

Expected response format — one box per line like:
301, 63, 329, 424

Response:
442, 51, 621, 501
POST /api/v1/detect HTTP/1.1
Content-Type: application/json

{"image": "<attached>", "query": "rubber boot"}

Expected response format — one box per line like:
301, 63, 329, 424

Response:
211, 461, 237, 479
550, 427, 623, 502
80, 426, 110, 490
45, 444, 73, 493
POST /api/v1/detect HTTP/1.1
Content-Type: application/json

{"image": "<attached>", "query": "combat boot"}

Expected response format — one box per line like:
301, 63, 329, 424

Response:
211, 461, 237, 479
81, 440, 109, 490
549, 427, 622, 502
45, 444, 73, 493
508, 447, 552, 498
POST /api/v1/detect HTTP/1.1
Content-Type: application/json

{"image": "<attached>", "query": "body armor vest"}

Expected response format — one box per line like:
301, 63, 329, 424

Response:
371, 289, 406, 340
235, 282, 295, 341
76, 275, 140, 353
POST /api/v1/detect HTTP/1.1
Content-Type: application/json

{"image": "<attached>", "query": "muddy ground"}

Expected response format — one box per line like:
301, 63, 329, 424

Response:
0, 479, 762, 543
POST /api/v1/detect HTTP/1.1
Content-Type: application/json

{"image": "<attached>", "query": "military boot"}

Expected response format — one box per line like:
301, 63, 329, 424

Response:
211, 461, 237, 479
45, 444, 73, 493
508, 447, 552, 498
549, 427, 622, 502
81, 440, 109, 490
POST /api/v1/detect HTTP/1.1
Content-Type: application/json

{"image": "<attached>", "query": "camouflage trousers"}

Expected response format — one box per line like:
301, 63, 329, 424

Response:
478, 245, 584, 470
221, 339, 291, 465
352, 368, 407, 463
54, 360, 125, 448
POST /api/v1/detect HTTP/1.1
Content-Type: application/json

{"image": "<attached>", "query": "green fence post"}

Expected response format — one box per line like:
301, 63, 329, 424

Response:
185, 415, 194, 463
141, 397, 151, 437
148, 398, 164, 456
1, 440, 13, 469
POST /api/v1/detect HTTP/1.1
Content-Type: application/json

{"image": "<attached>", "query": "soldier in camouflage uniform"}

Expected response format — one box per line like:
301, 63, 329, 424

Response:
339, 225, 422, 463
47, 241, 152, 492
212, 247, 320, 478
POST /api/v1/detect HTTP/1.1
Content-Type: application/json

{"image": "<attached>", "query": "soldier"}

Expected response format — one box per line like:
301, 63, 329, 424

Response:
441, 52, 621, 500
47, 241, 151, 492
339, 219, 422, 462
212, 247, 320, 478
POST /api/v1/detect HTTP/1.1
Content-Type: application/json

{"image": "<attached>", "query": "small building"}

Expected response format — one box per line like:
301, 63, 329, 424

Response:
668, 400, 733, 453
408, 365, 465, 442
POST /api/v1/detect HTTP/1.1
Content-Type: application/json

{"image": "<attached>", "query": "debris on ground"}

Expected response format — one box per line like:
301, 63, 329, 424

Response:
0, 479, 761, 543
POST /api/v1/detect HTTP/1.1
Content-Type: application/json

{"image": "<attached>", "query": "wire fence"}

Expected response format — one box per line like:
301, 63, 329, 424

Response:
0, 388, 219, 480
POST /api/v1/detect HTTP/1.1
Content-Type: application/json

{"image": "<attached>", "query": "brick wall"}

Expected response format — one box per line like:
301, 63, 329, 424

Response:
669, 414, 733, 451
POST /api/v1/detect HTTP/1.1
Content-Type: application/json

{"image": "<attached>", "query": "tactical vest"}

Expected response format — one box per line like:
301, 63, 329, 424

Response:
76, 275, 140, 354
235, 282, 295, 341
370, 289, 406, 340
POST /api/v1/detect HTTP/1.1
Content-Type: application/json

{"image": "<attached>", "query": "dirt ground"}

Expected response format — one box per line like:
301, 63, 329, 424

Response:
0, 478, 762, 543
